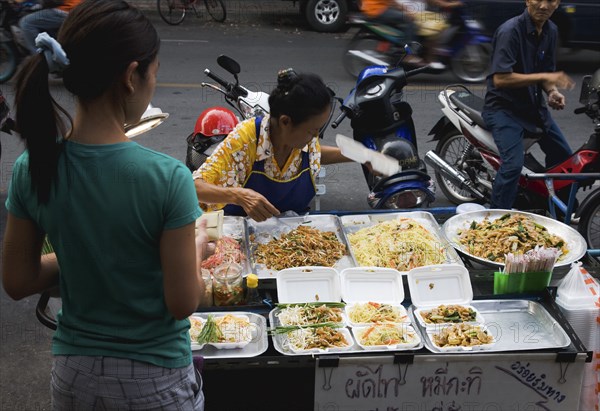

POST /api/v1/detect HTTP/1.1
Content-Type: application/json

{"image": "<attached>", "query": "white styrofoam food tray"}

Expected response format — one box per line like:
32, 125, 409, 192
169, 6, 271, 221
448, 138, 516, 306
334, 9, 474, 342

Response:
340, 267, 409, 327
276, 266, 341, 304
408, 264, 485, 329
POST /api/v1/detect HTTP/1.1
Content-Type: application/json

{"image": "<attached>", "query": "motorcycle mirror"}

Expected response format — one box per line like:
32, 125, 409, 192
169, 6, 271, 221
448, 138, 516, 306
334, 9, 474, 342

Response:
124, 104, 169, 138
217, 55, 241, 76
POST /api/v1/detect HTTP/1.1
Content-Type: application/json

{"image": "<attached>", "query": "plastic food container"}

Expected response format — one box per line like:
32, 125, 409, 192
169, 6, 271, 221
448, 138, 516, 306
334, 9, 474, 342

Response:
407, 264, 485, 331
340, 267, 410, 327
426, 323, 496, 352
352, 323, 421, 350
213, 263, 244, 306
188, 313, 257, 350
276, 266, 341, 304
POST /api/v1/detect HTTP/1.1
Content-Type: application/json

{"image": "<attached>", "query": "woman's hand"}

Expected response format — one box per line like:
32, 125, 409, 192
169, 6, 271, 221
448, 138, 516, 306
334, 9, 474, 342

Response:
236, 188, 280, 222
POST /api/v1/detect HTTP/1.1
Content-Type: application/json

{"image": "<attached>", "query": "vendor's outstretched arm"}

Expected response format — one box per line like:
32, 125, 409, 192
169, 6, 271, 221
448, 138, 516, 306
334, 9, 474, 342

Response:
195, 179, 280, 222
321, 145, 351, 165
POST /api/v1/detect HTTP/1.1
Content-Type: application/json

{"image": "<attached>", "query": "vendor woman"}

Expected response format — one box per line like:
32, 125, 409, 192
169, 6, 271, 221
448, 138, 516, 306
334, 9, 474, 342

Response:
193, 69, 352, 222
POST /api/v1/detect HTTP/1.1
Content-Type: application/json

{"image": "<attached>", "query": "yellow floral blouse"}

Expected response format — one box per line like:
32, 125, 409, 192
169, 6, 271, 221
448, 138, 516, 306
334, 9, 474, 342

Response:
192, 115, 321, 211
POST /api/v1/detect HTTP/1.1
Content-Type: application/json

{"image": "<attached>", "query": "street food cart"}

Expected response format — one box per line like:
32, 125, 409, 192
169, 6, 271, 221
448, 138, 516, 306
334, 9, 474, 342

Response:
37, 210, 599, 411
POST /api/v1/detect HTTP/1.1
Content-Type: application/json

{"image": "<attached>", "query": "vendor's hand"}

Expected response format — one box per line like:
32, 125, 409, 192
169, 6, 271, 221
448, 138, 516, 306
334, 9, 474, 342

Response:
545, 71, 575, 91
237, 188, 280, 222
548, 90, 566, 110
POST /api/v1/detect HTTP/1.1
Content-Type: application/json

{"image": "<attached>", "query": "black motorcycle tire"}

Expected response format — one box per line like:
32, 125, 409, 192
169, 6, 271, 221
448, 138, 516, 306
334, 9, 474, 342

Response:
204, 0, 226, 22
434, 128, 488, 205
0, 42, 18, 84
343, 31, 388, 78
577, 190, 600, 250
450, 43, 491, 83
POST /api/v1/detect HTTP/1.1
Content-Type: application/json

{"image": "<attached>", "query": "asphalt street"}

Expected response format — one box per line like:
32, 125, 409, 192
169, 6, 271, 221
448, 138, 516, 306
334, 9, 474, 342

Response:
0, 1, 599, 409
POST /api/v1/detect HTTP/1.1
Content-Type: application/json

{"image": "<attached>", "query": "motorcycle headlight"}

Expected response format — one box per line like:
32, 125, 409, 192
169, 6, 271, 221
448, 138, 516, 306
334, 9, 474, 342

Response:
383, 189, 431, 209
239, 100, 254, 119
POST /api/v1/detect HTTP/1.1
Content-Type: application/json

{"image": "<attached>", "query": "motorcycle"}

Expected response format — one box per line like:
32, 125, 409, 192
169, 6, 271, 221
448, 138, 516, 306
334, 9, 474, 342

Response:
185, 55, 270, 172
423, 70, 600, 250
331, 64, 436, 209
0, 0, 41, 84
343, 5, 491, 83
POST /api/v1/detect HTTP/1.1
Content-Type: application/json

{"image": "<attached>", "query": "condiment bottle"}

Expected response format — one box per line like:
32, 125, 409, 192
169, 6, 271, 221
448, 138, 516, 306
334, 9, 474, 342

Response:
245, 274, 262, 305
212, 263, 243, 306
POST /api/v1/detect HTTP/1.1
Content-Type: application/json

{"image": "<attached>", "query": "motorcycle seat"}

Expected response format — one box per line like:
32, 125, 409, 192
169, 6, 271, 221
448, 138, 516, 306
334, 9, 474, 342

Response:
449, 91, 487, 129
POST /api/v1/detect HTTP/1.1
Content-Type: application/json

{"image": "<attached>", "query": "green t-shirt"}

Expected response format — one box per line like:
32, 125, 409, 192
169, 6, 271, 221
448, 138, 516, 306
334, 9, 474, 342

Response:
6, 141, 202, 368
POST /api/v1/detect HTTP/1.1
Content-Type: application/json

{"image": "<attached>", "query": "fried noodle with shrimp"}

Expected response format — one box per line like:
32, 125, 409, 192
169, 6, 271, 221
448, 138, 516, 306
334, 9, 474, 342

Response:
347, 217, 446, 271
254, 225, 347, 270
347, 302, 407, 324
357, 324, 416, 346
457, 213, 567, 263
285, 326, 349, 351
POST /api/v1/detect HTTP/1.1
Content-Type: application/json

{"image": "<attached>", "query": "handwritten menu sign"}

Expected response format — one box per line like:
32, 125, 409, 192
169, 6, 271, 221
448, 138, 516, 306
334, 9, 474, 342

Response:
314, 354, 585, 410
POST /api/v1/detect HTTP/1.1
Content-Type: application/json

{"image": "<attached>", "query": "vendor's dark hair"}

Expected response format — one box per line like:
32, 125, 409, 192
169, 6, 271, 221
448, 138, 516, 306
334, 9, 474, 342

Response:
14, 0, 160, 204
268, 69, 332, 125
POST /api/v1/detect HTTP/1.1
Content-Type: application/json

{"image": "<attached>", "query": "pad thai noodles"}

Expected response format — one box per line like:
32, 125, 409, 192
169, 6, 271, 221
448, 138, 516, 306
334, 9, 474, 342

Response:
420, 304, 477, 324
432, 323, 493, 347
347, 302, 407, 324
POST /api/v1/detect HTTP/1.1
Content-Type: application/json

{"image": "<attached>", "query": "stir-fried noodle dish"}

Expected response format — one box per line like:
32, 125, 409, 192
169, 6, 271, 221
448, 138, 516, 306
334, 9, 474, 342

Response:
254, 225, 347, 270
357, 324, 417, 346
285, 326, 349, 351
347, 217, 446, 271
277, 304, 344, 326
457, 213, 567, 262
432, 323, 493, 347
420, 304, 477, 324
347, 302, 407, 324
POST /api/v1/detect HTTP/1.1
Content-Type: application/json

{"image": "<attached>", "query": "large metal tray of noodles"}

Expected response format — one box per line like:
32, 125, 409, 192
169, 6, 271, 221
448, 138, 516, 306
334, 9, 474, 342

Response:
441, 209, 587, 268
245, 215, 355, 279
410, 299, 571, 354
201, 216, 252, 277
340, 211, 464, 274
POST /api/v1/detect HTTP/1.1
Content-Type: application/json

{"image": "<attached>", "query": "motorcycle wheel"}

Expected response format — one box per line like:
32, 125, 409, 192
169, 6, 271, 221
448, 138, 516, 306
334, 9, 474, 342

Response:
450, 43, 490, 83
0, 42, 18, 84
343, 32, 389, 78
578, 192, 600, 250
435, 129, 488, 205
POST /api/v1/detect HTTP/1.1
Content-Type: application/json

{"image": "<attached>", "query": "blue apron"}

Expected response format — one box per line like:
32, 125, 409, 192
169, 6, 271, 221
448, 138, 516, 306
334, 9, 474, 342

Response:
223, 117, 316, 216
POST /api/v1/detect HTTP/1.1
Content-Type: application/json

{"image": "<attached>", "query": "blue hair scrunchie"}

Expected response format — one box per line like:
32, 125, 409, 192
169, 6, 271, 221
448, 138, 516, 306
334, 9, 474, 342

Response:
35, 32, 70, 74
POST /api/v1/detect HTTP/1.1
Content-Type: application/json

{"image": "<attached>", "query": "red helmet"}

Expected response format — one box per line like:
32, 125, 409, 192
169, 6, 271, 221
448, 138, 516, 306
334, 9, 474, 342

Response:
194, 107, 238, 137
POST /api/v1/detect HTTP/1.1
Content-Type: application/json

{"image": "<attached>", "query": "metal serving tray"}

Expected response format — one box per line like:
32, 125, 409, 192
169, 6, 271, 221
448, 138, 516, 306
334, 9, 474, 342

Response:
270, 307, 424, 356
441, 209, 587, 268
340, 211, 464, 274
190, 311, 269, 359
245, 214, 355, 279
411, 299, 572, 354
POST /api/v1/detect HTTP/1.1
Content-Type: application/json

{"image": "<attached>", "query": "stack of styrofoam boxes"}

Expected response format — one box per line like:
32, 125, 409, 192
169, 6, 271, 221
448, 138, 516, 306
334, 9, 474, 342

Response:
555, 263, 600, 411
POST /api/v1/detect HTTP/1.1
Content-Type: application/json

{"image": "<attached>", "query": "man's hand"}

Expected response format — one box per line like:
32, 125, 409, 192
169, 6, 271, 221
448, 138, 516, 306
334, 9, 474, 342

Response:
548, 90, 566, 110
545, 71, 575, 91
237, 188, 280, 222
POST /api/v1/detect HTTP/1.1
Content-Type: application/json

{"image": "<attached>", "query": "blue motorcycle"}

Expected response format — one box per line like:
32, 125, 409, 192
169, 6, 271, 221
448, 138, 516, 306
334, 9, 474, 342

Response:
331, 64, 436, 209
343, 6, 491, 82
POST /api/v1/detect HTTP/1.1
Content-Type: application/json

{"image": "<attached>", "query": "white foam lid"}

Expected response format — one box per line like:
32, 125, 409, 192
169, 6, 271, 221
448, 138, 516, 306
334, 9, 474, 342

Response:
340, 267, 404, 304
407, 264, 473, 308
276, 266, 341, 303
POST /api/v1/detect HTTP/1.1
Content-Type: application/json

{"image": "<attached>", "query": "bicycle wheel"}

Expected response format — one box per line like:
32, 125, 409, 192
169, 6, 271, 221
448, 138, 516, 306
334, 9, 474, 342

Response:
157, 0, 187, 25
204, 0, 226, 22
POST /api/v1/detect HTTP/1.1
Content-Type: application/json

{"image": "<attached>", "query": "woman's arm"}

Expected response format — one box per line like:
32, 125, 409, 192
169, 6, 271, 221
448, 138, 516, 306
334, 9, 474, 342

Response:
2, 213, 59, 300
320, 145, 351, 165
195, 178, 280, 222
160, 222, 205, 320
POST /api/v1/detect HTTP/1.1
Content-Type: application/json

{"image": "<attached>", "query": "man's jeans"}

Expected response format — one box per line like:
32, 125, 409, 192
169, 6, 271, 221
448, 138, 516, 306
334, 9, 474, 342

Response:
482, 110, 572, 209
19, 8, 67, 54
